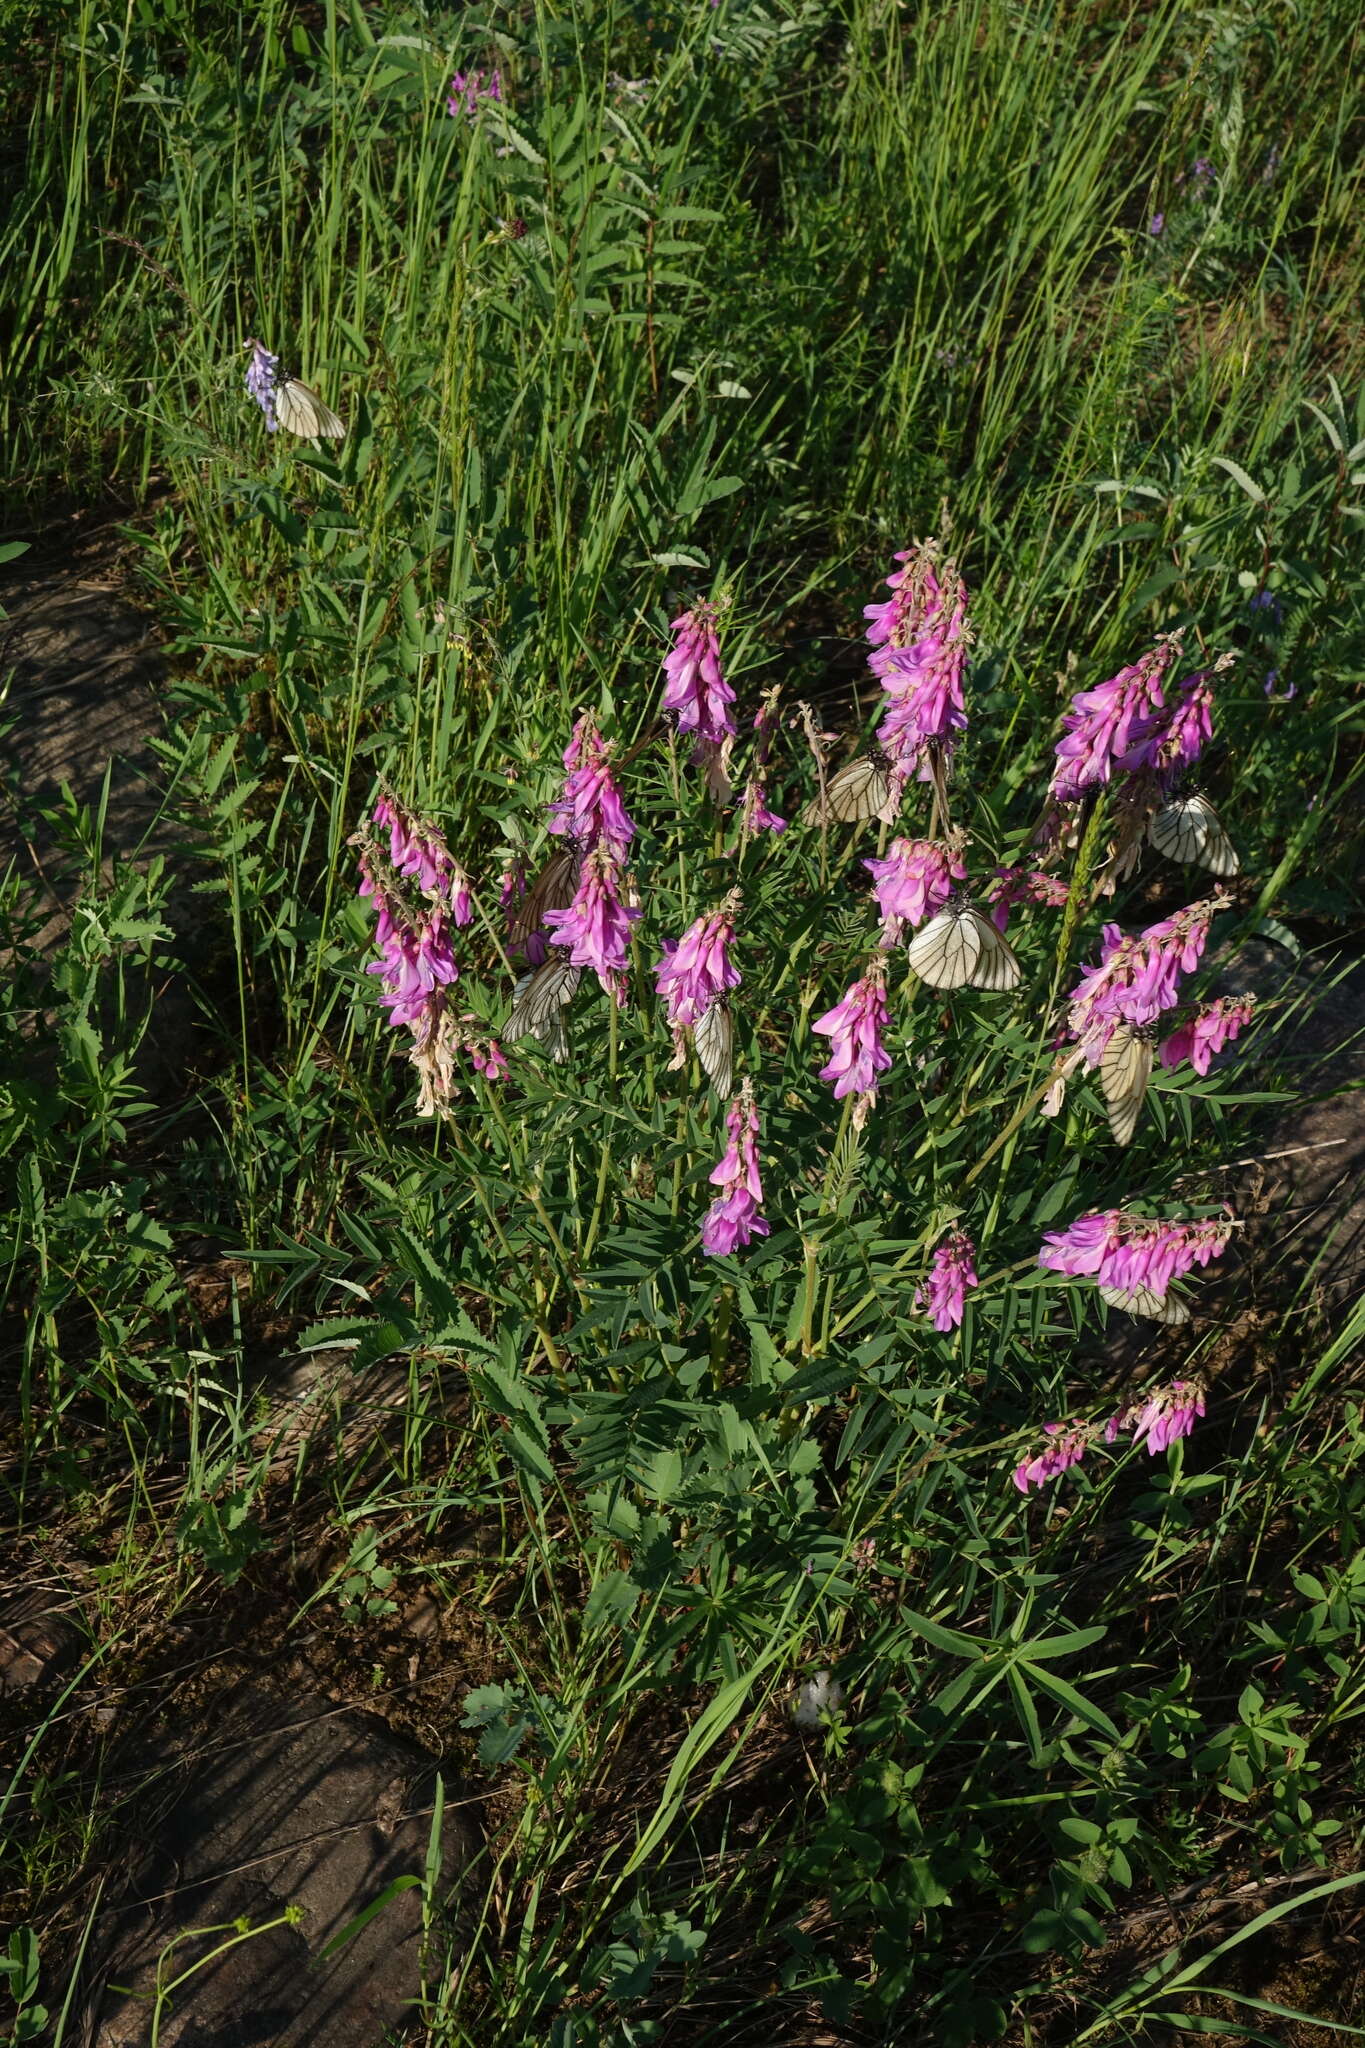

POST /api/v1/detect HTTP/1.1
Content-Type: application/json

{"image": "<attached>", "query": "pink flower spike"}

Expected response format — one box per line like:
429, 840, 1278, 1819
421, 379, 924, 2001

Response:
813, 956, 892, 1105
1013, 1419, 1094, 1494
1049, 634, 1182, 803
1159, 995, 1256, 1076
1128, 1379, 1207, 1456
662, 600, 736, 749
543, 845, 641, 997
655, 893, 742, 1030
864, 542, 971, 790
864, 836, 967, 945
701, 1080, 770, 1256
1067, 895, 1228, 1045
548, 711, 636, 856
914, 1230, 978, 1332
1040, 1209, 1233, 1301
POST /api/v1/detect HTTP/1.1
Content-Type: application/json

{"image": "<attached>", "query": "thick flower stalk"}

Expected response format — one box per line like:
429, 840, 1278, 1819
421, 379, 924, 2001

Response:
655, 894, 742, 1032
865, 543, 970, 791
543, 844, 641, 997
864, 836, 967, 944
244, 340, 282, 429
662, 600, 736, 749
1049, 634, 1182, 803
914, 1230, 978, 1332
813, 956, 892, 1108
1159, 995, 1256, 1076
1040, 1209, 1233, 1299
548, 712, 636, 857
701, 1081, 769, 1257
1014, 1420, 1096, 1493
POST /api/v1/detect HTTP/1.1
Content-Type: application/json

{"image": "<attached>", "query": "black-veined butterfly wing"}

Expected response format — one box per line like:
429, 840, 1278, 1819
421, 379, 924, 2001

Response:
1099, 1023, 1154, 1146
694, 999, 734, 1099
505, 958, 580, 1060
804, 752, 892, 826
965, 910, 1021, 991
906, 906, 981, 989
1149, 794, 1240, 877
508, 850, 578, 957
274, 376, 346, 440
1098, 1283, 1192, 1326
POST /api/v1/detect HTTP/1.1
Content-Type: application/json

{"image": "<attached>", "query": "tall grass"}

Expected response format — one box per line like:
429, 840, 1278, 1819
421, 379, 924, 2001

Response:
3, 2, 1365, 2043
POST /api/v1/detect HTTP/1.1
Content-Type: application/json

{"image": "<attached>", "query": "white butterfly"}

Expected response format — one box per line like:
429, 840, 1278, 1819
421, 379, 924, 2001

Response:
1149, 793, 1239, 877
906, 901, 1021, 992
507, 849, 578, 958
694, 999, 734, 1100
505, 958, 580, 1062
1099, 1022, 1155, 1147
274, 375, 346, 440
1098, 1283, 1191, 1326
804, 749, 893, 826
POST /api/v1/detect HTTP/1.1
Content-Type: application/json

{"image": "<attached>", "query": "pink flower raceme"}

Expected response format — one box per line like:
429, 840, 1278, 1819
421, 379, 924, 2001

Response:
813, 956, 892, 1107
1118, 666, 1219, 781
446, 68, 502, 119
915, 1231, 978, 1332
865, 543, 970, 792
371, 793, 474, 923
655, 895, 742, 1030
701, 1081, 770, 1256
1014, 1420, 1095, 1493
1111, 1379, 1206, 1455
1015, 1377, 1208, 1492
987, 864, 1070, 934
366, 911, 460, 1029
662, 600, 736, 748
1039, 1209, 1233, 1299
548, 712, 636, 857
408, 1006, 507, 1118
1159, 995, 1256, 1076
864, 836, 967, 945
1067, 895, 1227, 1053
1049, 634, 1182, 803
543, 844, 641, 998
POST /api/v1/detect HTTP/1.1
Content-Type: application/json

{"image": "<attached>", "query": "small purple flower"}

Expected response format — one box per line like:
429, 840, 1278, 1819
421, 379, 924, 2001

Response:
1148, 213, 1165, 237
543, 845, 641, 998
446, 68, 502, 120
1159, 994, 1256, 1076
740, 776, 786, 834
701, 1080, 769, 1257
1192, 157, 1215, 184
655, 895, 742, 1030
813, 956, 892, 1107
1264, 671, 1297, 701
864, 836, 966, 944
1248, 587, 1282, 624
245, 339, 281, 430
914, 1230, 978, 1332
